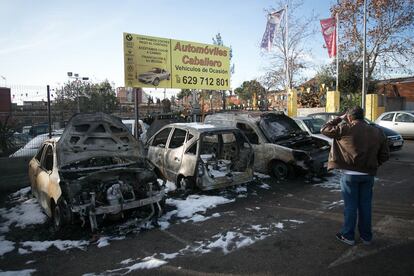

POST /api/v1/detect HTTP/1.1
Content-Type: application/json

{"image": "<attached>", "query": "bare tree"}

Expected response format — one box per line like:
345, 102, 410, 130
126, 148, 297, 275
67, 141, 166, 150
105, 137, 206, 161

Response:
333, 0, 414, 81
262, 0, 318, 90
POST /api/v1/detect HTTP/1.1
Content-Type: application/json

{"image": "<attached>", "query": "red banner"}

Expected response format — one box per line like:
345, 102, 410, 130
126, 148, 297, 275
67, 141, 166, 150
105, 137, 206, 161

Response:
320, 18, 336, 58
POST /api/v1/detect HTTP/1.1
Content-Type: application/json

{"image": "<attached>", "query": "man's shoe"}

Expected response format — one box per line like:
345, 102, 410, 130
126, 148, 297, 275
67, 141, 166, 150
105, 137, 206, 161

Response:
336, 233, 355, 245
360, 237, 371, 245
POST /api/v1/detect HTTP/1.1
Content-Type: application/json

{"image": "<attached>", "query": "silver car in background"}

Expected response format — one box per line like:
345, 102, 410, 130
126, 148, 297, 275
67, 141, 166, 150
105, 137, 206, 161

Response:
294, 117, 332, 144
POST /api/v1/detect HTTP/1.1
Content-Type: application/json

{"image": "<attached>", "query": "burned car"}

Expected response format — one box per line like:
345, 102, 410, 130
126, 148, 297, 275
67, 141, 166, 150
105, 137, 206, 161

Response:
138, 68, 170, 86
205, 112, 330, 179
146, 123, 254, 191
28, 113, 164, 232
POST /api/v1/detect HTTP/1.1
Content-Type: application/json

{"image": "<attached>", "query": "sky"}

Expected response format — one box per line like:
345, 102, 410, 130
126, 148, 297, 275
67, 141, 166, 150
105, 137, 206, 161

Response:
0, 0, 336, 100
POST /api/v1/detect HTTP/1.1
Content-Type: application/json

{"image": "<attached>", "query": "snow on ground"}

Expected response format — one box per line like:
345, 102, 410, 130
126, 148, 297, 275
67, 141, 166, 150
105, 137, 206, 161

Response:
97, 236, 110, 248
0, 198, 47, 234
259, 183, 271, 189
10, 187, 31, 200
314, 172, 341, 191
19, 240, 89, 253
324, 200, 344, 210
0, 236, 15, 257
87, 220, 298, 275
0, 269, 36, 276
254, 172, 271, 179
158, 195, 234, 227
158, 179, 177, 193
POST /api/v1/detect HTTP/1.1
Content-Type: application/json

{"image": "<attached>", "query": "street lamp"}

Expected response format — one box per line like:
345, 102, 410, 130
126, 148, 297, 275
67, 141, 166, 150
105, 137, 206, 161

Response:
67, 72, 89, 113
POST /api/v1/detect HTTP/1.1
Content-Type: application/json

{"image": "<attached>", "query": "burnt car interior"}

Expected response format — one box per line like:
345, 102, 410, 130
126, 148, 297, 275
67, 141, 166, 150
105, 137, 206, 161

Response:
199, 131, 251, 176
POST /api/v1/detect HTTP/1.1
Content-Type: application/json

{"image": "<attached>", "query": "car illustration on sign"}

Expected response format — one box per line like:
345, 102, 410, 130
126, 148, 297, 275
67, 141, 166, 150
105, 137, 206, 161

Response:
138, 68, 170, 86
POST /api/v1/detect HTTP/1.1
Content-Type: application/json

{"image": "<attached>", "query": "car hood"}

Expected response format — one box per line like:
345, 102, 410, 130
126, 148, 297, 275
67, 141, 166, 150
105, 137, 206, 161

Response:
311, 133, 333, 145
57, 112, 143, 167
259, 113, 308, 143
374, 124, 399, 137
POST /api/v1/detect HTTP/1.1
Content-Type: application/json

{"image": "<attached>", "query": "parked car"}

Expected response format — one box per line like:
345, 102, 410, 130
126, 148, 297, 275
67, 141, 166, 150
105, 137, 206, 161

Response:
205, 112, 330, 179
375, 111, 414, 139
10, 130, 63, 158
307, 112, 404, 151
294, 117, 332, 144
121, 119, 149, 140
138, 68, 170, 86
28, 113, 164, 232
28, 123, 49, 137
146, 123, 254, 191
306, 112, 342, 123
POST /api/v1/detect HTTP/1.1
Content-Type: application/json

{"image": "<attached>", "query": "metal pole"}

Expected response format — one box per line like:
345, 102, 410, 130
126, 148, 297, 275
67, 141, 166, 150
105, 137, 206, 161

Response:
47, 85, 52, 139
76, 78, 80, 113
362, 0, 367, 109
134, 88, 139, 139
285, 4, 290, 90
336, 12, 339, 92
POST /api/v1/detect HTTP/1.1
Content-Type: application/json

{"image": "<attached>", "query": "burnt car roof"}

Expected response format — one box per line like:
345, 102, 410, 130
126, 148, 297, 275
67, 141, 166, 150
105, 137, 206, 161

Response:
57, 112, 142, 167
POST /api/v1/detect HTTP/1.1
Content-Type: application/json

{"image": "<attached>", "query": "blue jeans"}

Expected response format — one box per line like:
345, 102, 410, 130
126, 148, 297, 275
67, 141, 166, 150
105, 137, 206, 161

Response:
340, 174, 375, 241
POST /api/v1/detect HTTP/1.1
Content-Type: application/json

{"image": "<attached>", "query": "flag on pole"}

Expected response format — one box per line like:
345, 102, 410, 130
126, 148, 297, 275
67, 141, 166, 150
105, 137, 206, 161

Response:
261, 9, 285, 51
320, 17, 337, 58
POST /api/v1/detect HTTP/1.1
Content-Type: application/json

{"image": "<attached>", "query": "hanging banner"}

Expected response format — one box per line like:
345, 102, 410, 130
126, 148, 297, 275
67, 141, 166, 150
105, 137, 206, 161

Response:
123, 33, 230, 90
320, 18, 337, 58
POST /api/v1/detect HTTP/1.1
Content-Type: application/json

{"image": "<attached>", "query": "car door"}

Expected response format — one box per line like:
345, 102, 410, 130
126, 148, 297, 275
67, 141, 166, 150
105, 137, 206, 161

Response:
147, 127, 172, 178
236, 122, 267, 172
377, 112, 395, 130
35, 144, 54, 213
164, 128, 187, 180
29, 144, 47, 198
394, 112, 414, 137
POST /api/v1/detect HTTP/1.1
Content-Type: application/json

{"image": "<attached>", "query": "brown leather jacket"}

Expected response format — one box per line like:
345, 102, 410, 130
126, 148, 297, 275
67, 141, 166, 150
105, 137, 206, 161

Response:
321, 117, 390, 175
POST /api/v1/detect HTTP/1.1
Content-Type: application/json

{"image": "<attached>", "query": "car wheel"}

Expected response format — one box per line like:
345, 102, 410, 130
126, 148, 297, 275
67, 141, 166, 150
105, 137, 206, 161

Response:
271, 161, 291, 180
167, 74, 170, 80
52, 201, 63, 231
152, 78, 160, 86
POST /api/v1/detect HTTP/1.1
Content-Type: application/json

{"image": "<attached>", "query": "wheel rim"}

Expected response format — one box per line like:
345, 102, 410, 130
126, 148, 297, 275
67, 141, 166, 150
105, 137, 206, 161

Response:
153, 78, 160, 86
273, 163, 288, 179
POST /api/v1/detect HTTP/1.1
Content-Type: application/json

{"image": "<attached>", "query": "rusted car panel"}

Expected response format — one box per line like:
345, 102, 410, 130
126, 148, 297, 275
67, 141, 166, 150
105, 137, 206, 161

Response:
146, 123, 254, 191
205, 112, 330, 179
29, 113, 164, 232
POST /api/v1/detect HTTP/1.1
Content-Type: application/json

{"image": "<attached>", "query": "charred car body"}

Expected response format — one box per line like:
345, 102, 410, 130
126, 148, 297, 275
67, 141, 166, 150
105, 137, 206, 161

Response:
29, 113, 164, 232
146, 123, 254, 191
205, 112, 330, 179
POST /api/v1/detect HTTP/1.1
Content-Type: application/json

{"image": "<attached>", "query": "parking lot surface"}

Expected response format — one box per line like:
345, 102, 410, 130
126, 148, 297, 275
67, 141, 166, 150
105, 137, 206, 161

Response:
0, 141, 413, 275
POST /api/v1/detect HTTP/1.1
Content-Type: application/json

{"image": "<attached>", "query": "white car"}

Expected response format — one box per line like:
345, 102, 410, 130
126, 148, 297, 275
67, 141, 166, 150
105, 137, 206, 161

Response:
375, 111, 414, 139
9, 130, 63, 158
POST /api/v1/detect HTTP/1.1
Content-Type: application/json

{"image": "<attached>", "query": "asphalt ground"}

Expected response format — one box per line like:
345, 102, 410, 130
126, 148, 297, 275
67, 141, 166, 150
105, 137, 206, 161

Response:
0, 141, 413, 275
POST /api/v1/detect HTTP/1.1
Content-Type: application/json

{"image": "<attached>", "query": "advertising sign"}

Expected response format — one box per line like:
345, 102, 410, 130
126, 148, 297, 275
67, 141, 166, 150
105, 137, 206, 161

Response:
123, 33, 230, 90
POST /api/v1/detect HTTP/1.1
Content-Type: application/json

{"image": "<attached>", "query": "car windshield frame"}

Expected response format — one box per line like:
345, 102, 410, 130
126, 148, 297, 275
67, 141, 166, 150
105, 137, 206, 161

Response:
302, 118, 325, 134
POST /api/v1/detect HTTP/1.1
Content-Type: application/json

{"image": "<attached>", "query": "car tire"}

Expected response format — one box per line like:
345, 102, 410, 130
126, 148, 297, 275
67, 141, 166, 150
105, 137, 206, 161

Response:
152, 78, 160, 86
52, 201, 63, 231
270, 160, 292, 180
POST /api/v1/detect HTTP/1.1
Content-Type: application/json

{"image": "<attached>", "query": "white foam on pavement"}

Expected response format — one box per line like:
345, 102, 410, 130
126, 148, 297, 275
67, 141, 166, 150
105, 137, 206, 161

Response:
0, 237, 15, 257
0, 269, 36, 276
20, 240, 89, 253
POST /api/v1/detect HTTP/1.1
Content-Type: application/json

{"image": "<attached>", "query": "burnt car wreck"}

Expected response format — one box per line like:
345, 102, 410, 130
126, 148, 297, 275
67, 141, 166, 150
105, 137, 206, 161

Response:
29, 113, 164, 232
205, 112, 330, 179
146, 123, 254, 191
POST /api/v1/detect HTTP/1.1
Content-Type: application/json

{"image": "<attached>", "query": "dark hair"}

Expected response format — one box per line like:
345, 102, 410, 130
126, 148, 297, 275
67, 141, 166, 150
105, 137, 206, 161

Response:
348, 106, 364, 120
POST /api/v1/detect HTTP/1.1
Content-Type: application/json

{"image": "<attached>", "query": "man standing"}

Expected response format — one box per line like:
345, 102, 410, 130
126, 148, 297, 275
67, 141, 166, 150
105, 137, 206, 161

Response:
321, 106, 389, 245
